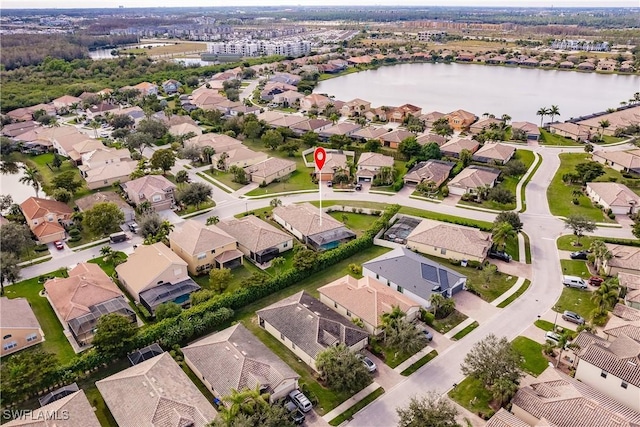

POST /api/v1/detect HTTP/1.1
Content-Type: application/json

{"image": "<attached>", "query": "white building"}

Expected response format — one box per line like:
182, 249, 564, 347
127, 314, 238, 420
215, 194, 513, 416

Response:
208, 39, 311, 57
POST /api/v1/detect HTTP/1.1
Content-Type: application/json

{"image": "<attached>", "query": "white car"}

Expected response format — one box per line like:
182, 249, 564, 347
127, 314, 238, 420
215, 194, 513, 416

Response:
288, 390, 313, 413
359, 355, 377, 373
545, 331, 562, 345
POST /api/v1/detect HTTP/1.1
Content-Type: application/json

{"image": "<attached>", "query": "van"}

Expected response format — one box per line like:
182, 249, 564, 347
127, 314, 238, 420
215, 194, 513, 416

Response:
288, 390, 313, 413
562, 275, 587, 289
109, 232, 128, 243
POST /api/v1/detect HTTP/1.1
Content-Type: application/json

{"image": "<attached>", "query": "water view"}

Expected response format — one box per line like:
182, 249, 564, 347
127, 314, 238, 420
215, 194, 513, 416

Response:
0, 165, 36, 208
315, 62, 639, 123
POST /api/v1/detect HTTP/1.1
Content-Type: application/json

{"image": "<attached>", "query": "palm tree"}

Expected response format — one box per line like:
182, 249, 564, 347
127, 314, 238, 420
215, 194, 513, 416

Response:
492, 222, 516, 251
89, 120, 101, 138
202, 146, 215, 164
554, 333, 568, 368
536, 107, 549, 127
380, 305, 405, 335
271, 256, 286, 273
599, 119, 611, 138
100, 246, 116, 264
329, 113, 339, 125
220, 386, 269, 422
269, 198, 282, 208
590, 281, 619, 312
19, 166, 41, 197
501, 114, 511, 124
206, 216, 219, 225
548, 105, 560, 123
590, 239, 612, 272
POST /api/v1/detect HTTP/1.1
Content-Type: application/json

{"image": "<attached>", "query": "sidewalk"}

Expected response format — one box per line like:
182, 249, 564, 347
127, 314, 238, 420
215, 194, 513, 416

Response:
443, 318, 477, 339
393, 345, 435, 373
321, 382, 382, 422
491, 276, 526, 307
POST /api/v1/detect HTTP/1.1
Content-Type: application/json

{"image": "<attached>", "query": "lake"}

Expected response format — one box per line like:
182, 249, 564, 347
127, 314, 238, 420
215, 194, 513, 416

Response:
0, 165, 37, 209
315, 62, 640, 123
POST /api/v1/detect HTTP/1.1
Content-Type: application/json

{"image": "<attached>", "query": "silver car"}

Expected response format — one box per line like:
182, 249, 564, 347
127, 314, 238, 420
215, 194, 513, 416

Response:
562, 310, 585, 325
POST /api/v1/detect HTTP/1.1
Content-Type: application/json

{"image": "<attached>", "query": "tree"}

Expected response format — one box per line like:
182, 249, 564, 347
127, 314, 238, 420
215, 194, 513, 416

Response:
385, 318, 428, 355
396, 392, 459, 427
84, 202, 125, 236
633, 221, 640, 240
180, 145, 202, 163
243, 121, 263, 139
316, 343, 371, 393
590, 239, 613, 273
564, 214, 597, 245
0, 350, 58, 403
590, 281, 619, 313
301, 131, 319, 148
380, 305, 405, 334
494, 211, 523, 233
584, 143, 594, 153
548, 105, 560, 123
479, 263, 498, 288
126, 132, 154, 155
293, 247, 318, 270
492, 222, 516, 250
432, 117, 453, 138
138, 213, 163, 238
229, 165, 249, 184
364, 138, 381, 152
19, 165, 41, 197
488, 187, 516, 205
110, 114, 135, 129
175, 170, 190, 184
0, 252, 21, 295
536, 107, 549, 127
503, 159, 527, 177
398, 137, 421, 159
461, 334, 522, 389
137, 118, 168, 139
52, 188, 72, 203
270, 198, 282, 208
271, 257, 286, 274
150, 148, 176, 175
420, 142, 442, 161
261, 129, 284, 150
0, 222, 32, 255
206, 216, 219, 225
215, 386, 273, 426
575, 162, 604, 183
51, 154, 63, 169
155, 302, 182, 320
599, 119, 611, 138
429, 294, 454, 319
492, 376, 519, 407
143, 220, 174, 245
217, 152, 230, 171
177, 182, 212, 207
52, 170, 82, 193
209, 268, 233, 293
0, 194, 13, 211
92, 313, 137, 358
100, 245, 117, 264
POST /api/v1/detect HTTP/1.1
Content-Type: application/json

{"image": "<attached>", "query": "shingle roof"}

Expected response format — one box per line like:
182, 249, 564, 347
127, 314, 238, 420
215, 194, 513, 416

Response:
362, 247, 467, 303
20, 197, 73, 221
316, 152, 348, 174
0, 297, 41, 330
571, 331, 610, 353
82, 160, 138, 184
587, 182, 640, 208
578, 334, 640, 387
290, 118, 332, 132
218, 215, 291, 255
406, 219, 492, 259
185, 133, 243, 152
318, 275, 420, 328
183, 324, 299, 400
96, 353, 217, 427
170, 220, 236, 256
513, 371, 640, 427
320, 122, 361, 136
380, 129, 415, 143
448, 166, 501, 191
3, 390, 100, 427
244, 157, 296, 180
273, 203, 345, 237
473, 143, 516, 162
416, 133, 447, 146
357, 152, 394, 169
256, 291, 369, 360
606, 244, 640, 271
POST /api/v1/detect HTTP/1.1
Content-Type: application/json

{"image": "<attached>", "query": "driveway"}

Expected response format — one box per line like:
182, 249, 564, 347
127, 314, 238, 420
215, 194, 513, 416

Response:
453, 291, 499, 323
156, 209, 184, 225
491, 259, 532, 280
361, 349, 403, 391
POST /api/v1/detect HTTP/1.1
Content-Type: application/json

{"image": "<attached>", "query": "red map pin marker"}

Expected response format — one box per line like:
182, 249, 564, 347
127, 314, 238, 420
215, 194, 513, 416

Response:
314, 147, 326, 171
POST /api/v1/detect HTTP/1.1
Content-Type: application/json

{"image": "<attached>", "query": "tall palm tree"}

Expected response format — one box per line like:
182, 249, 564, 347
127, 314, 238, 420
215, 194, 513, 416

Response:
202, 146, 215, 164
590, 239, 612, 272
89, 120, 101, 138
590, 281, 619, 312
548, 105, 560, 123
19, 166, 41, 197
206, 215, 219, 225
380, 305, 405, 334
536, 107, 549, 127
270, 198, 282, 208
599, 119, 611, 138
501, 114, 511, 124
100, 246, 115, 264
492, 222, 516, 251
555, 333, 568, 367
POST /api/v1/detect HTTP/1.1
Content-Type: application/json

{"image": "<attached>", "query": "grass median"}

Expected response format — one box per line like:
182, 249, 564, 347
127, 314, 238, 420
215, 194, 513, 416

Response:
328, 387, 385, 426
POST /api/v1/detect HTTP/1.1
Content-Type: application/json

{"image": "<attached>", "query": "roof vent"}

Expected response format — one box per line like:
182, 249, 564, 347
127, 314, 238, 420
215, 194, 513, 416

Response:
241, 351, 247, 356
628, 360, 637, 367
302, 303, 309, 308
232, 342, 238, 347
307, 314, 313, 319
142, 381, 147, 387
225, 346, 230, 351
149, 392, 155, 397
296, 306, 302, 311
157, 387, 163, 394
151, 377, 156, 383
233, 354, 239, 360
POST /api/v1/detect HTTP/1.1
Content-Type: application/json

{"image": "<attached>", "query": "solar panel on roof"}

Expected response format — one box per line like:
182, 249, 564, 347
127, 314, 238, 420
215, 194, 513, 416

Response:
421, 263, 438, 282
439, 269, 450, 290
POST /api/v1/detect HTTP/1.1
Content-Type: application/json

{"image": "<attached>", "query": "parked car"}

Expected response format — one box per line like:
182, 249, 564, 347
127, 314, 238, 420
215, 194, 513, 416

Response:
488, 249, 512, 263
545, 331, 562, 345
53, 240, 64, 250
327, 181, 333, 187
284, 400, 306, 425
562, 310, 585, 325
289, 390, 313, 413
358, 355, 377, 373
562, 275, 587, 289
128, 222, 140, 233
588, 276, 604, 286
355, 183, 362, 191
422, 328, 433, 342
570, 251, 589, 260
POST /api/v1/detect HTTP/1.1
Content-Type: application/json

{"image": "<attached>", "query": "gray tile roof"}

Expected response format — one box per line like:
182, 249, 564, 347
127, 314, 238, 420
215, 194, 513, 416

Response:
513, 371, 640, 427
362, 247, 467, 302
256, 291, 368, 360
182, 324, 298, 399
578, 334, 640, 387
96, 353, 217, 427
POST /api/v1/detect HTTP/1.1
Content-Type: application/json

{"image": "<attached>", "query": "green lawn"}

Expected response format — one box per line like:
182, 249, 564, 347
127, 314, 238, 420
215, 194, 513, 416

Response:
204, 169, 246, 190
87, 251, 127, 277
452, 321, 479, 341
192, 261, 267, 295
523, 232, 532, 264
431, 309, 468, 334
534, 319, 556, 331
448, 376, 495, 420
245, 169, 317, 196
520, 153, 542, 213
547, 153, 619, 222
511, 336, 549, 376
556, 234, 640, 251
264, 247, 297, 275
328, 387, 385, 426
540, 129, 583, 146
400, 350, 438, 376
554, 287, 597, 319
177, 199, 216, 216
560, 259, 590, 277
496, 279, 531, 308
329, 212, 375, 236
66, 227, 102, 248
1, 270, 75, 364
369, 336, 427, 369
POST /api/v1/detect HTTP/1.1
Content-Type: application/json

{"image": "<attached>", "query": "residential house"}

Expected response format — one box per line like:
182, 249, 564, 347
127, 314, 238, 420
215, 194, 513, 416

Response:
3, 390, 101, 427
272, 90, 303, 107
1, 121, 40, 138
86, 102, 119, 119
318, 275, 421, 334
362, 247, 467, 308
289, 118, 332, 135
132, 82, 158, 97
356, 152, 395, 182
212, 99, 243, 116
230, 105, 261, 116
260, 82, 298, 101
217, 215, 292, 264
340, 98, 371, 117
50, 129, 97, 158
485, 409, 529, 427
78, 148, 138, 190
389, 104, 422, 123
168, 122, 203, 137
445, 109, 477, 131
621, 273, 640, 311
577, 106, 640, 136
416, 133, 447, 146
379, 129, 415, 149
185, 133, 243, 155
351, 126, 389, 141
593, 149, 640, 174
586, 182, 640, 215
97, 353, 217, 427
269, 73, 301, 86
191, 90, 226, 110
318, 122, 362, 139
406, 219, 492, 263
403, 160, 455, 186
300, 94, 332, 111
314, 151, 348, 181
45, 263, 135, 347
169, 220, 243, 275
469, 118, 503, 134
212, 146, 268, 170
447, 165, 501, 196
183, 324, 300, 403
511, 121, 541, 141
115, 243, 201, 314
549, 122, 591, 141
257, 110, 287, 125
420, 111, 446, 128
604, 244, 640, 276
0, 297, 44, 356
14, 125, 77, 151
364, 107, 388, 122
578, 62, 596, 71
121, 175, 177, 211
162, 79, 181, 94
244, 157, 296, 185
20, 197, 73, 244
7, 107, 35, 122
75, 192, 135, 222
440, 138, 480, 158
28, 103, 57, 117
559, 60, 576, 69
268, 114, 308, 129
575, 333, 640, 412
512, 369, 640, 427
52, 95, 81, 111
472, 143, 516, 165
272, 203, 356, 251
256, 291, 369, 372
118, 106, 146, 127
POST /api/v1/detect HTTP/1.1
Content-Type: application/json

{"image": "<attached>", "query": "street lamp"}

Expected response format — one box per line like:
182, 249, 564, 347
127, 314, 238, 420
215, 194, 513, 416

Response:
552, 306, 559, 332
